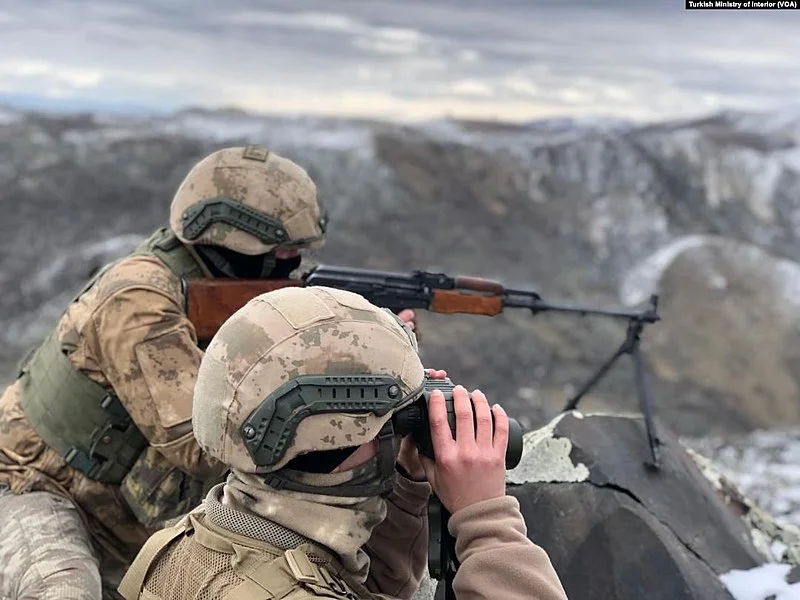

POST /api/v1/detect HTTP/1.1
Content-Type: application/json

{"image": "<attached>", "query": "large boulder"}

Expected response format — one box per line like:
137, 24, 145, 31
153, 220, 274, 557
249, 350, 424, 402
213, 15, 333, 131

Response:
416, 412, 780, 600
507, 412, 767, 599
629, 236, 800, 436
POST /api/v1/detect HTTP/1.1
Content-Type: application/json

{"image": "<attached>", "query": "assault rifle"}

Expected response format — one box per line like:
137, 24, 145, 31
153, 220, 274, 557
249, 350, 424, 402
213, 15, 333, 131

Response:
181, 264, 662, 600
182, 263, 661, 463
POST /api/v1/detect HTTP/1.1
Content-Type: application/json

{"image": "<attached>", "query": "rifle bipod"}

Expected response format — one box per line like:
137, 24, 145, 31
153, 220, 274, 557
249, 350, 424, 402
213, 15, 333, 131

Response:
425, 295, 663, 595
562, 294, 662, 469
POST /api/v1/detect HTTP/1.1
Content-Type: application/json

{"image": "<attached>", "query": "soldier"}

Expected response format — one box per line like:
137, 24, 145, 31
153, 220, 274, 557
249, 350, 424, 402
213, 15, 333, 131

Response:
118, 286, 567, 600
0, 145, 415, 600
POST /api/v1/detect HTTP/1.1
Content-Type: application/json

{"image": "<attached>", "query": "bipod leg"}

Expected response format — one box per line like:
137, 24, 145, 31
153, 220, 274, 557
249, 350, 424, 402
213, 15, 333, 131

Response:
563, 341, 629, 412
632, 343, 661, 469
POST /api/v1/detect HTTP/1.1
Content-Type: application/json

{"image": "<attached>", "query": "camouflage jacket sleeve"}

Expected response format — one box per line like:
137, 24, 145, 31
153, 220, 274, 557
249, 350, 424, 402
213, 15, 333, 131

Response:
448, 496, 568, 600
84, 256, 220, 480
364, 471, 431, 599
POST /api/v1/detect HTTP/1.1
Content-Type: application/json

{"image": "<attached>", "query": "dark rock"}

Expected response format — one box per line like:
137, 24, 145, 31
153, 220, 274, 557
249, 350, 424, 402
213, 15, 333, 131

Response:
503, 413, 766, 599
786, 565, 800, 584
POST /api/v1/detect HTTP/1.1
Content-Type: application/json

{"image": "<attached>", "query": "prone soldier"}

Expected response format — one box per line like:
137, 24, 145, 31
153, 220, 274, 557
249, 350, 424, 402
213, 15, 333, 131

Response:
0, 145, 414, 599
118, 286, 567, 599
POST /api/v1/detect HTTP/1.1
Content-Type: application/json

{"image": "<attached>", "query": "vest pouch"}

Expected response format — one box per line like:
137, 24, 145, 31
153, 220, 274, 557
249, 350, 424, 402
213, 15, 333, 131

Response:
120, 446, 209, 527
18, 331, 148, 484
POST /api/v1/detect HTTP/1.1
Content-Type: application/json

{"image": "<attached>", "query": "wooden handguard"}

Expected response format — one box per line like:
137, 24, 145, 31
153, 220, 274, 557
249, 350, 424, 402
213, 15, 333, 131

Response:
430, 290, 504, 316
185, 278, 303, 341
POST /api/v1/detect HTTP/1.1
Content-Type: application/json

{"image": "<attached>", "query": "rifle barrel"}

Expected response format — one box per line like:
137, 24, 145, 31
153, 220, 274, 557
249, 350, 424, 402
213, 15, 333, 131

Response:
531, 300, 660, 322
501, 288, 659, 322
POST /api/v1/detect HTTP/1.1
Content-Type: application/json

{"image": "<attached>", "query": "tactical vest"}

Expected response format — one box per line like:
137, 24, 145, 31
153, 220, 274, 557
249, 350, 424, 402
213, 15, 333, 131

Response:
118, 513, 385, 600
17, 228, 207, 485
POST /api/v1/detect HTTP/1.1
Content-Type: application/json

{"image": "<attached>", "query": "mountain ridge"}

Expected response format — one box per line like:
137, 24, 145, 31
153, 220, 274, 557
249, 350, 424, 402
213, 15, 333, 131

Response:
2, 104, 800, 436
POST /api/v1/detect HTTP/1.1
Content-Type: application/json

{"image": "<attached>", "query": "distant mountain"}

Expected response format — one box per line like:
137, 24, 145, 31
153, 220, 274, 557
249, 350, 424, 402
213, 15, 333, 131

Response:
2, 104, 800, 436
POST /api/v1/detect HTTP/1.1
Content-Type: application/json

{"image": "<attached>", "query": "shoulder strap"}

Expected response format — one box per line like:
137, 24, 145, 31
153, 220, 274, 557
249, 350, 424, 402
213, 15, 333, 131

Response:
117, 520, 189, 599
232, 547, 379, 600
133, 227, 206, 279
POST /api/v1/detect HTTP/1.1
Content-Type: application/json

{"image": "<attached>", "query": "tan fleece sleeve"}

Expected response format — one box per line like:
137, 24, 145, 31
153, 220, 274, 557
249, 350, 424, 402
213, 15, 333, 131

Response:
448, 496, 567, 600
365, 471, 432, 599
87, 259, 221, 481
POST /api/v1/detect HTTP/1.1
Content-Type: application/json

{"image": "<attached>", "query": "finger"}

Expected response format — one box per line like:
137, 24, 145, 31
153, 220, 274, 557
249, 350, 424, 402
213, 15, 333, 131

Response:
453, 385, 476, 445
428, 389, 456, 452
398, 435, 415, 455
424, 369, 448, 380
398, 309, 415, 323
420, 455, 437, 488
472, 389, 493, 447
492, 404, 510, 455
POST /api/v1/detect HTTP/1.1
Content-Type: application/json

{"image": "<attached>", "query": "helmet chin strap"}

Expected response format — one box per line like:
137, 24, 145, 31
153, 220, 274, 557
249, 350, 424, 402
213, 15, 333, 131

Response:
261, 421, 399, 498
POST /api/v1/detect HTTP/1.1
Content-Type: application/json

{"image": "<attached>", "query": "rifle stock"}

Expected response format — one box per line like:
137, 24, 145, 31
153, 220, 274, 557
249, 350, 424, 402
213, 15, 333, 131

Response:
185, 278, 303, 342
183, 271, 513, 342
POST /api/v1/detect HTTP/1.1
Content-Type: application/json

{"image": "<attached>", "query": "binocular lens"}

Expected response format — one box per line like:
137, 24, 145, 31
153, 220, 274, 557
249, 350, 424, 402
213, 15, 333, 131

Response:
506, 417, 524, 469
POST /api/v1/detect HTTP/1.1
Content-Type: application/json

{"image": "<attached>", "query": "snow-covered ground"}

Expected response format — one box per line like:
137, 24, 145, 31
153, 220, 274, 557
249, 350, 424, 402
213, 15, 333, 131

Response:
686, 429, 800, 528
721, 563, 800, 600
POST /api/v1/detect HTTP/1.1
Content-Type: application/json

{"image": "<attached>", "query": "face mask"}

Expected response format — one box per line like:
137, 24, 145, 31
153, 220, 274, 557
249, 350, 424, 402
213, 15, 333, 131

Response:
196, 246, 300, 279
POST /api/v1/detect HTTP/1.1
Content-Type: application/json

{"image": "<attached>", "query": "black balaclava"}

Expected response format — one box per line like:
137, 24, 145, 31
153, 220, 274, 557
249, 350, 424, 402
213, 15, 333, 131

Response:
196, 244, 302, 279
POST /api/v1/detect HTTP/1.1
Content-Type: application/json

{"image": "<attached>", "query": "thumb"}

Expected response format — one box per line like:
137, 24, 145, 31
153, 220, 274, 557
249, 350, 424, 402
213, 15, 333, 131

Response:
420, 455, 437, 489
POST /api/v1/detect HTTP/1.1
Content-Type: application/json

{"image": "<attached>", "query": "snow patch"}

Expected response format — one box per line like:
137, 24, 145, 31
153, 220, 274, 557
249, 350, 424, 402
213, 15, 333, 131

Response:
780, 146, 800, 173
772, 260, 800, 311
62, 127, 142, 147
744, 151, 783, 223
623, 235, 800, 315
686, 429, 800, 528
154, 112, 376, 157
725, 108, 800, 139
720, 563, 800, 600
507, 412, 590, 485
619, 235, 713, 306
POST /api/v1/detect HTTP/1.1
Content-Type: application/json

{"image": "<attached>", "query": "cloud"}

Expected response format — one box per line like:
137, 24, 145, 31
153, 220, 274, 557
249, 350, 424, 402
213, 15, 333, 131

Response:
449, 80, 495, 98
0, 60, 105, 96
221, 10, 359, 32
0, 0, 798, 122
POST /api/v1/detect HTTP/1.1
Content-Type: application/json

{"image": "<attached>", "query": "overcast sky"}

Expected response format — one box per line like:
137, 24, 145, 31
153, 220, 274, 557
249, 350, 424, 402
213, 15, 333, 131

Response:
0, 0, 798, 123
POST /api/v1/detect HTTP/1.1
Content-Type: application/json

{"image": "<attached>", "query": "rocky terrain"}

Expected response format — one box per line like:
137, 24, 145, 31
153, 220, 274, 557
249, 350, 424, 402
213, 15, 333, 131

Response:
2, 105, 800, 442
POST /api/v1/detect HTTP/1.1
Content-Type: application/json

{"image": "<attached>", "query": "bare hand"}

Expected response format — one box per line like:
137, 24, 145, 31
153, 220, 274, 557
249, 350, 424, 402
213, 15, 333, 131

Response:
396, 368, 447, 481
397, 309, 416, 331
420, 385, 509, 514
397, 308, 422, 342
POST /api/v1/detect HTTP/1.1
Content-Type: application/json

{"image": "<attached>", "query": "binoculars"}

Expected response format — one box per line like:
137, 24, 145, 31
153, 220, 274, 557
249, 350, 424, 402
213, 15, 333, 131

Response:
393, 377, 524, 469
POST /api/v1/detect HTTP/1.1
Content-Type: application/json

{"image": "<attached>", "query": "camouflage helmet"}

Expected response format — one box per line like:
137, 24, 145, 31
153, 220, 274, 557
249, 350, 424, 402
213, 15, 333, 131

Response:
169, 145, 327, 255
193, 286, 425, 481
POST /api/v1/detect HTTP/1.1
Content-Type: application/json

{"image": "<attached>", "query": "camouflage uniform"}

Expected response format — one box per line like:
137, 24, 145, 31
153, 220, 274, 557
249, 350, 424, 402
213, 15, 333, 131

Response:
0, 485, 102, 600
119, 286, 568, 600
119, 287, 432, 599
0, 146, 326, 599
